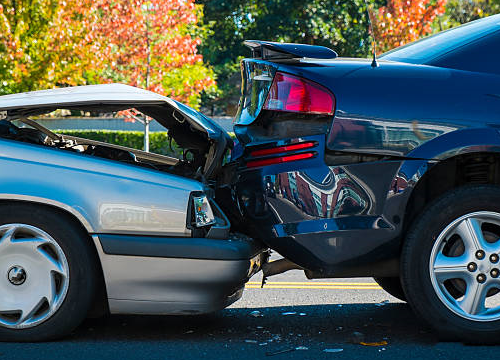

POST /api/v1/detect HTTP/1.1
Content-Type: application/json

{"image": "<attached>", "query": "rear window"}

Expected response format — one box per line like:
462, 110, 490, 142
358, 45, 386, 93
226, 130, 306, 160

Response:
380, 14, 500, 64
429, 31, 500, 75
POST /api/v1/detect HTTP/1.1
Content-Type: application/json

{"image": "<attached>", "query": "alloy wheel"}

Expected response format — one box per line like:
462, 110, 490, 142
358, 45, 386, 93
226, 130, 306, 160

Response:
430, 211, 500, 321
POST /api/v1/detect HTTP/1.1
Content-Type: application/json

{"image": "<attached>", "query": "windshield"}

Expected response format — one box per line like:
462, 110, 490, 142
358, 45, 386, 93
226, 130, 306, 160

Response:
380, 14, 500, 64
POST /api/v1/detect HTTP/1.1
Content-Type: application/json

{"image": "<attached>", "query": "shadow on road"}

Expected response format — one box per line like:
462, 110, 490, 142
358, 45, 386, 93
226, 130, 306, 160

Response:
74, 302, 436, 345
7, 303, 500, 360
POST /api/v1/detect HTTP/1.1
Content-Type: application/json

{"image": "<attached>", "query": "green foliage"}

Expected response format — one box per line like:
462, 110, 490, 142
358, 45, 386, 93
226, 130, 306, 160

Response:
0, 0, 95, 94
56, 130, 183, 157
0, 0, 216, 110
198, 0, 385, 113
438, 0, 500, 29
0, 0, 59, 94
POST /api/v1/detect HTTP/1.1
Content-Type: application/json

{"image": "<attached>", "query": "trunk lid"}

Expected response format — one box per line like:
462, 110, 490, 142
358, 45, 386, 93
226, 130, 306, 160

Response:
0, 84, 232, 146
234, 41, 368, 129
0, 84, 233, 180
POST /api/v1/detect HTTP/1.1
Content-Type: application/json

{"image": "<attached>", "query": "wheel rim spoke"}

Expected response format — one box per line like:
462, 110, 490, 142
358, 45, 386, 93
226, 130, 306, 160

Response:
37, 246, 67, 276
0, 227, 15, 248
17, 298, 46, 325
453, 218, 484, 252
459, 281, 487, 315
433, 253, 469, 283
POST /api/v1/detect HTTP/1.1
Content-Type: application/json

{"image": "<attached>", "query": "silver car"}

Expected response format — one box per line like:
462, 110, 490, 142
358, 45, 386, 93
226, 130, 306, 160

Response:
0, 84, 265, 341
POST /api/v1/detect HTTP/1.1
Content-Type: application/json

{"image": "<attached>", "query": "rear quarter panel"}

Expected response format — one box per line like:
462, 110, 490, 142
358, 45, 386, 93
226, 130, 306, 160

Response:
287, 61, 500, 156
0, 138, 203, 236
230, 59, 500, 275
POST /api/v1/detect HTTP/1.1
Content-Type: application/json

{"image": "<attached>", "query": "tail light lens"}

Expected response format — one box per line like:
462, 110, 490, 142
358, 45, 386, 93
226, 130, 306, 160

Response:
263, 72, 335, 115
192, 194, 216, 227
246, 152, 316, 168
250, 141, 316, 157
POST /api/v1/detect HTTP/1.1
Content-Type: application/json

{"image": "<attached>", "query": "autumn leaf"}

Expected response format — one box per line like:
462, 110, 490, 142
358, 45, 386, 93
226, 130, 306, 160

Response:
371, 0, 448, 53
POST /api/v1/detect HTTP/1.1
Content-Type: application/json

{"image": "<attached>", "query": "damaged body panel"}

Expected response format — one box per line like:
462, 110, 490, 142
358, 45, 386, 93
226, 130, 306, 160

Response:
226, 19, 500, 279
0, 84, 265, 337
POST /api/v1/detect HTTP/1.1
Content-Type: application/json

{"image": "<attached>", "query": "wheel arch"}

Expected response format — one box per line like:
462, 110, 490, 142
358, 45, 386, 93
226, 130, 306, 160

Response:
0, 194, 94, 233
0, 198, 109, 317
403, 151, 500, 236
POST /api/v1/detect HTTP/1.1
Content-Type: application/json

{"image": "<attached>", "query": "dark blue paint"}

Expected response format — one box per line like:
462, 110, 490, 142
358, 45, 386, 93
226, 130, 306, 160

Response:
225, 15, 500, 275
244, 40, 338, 60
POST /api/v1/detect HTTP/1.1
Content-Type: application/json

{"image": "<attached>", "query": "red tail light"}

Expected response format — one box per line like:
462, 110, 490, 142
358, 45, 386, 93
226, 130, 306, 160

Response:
263, 72, 335, 115
246, 152, 316, 168
250, 141, 316, 157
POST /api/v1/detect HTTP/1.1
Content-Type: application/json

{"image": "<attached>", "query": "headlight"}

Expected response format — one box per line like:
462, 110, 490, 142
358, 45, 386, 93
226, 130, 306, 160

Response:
193, 194, 216, 227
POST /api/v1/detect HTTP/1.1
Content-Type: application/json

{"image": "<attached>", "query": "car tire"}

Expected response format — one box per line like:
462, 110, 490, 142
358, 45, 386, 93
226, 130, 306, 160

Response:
401, 185, 500, 344
373, 277, 406, 302
0, 203, 97, 341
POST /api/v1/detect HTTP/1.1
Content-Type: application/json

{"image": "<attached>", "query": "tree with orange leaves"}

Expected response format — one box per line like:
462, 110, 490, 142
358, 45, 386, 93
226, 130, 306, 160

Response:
371, 0, 448, 53
91, 0, 216, 109
0, 0, 215, 110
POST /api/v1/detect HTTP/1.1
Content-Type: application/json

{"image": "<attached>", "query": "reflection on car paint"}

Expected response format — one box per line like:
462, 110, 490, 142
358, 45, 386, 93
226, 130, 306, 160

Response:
235, 61, 277, 126
273, 167, 369, 219
100, 203, 187, 234
328, 114, 458, 156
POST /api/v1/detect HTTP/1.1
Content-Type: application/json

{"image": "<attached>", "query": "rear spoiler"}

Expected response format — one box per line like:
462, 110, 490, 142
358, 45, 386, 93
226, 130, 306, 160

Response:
244, 40, 338, 60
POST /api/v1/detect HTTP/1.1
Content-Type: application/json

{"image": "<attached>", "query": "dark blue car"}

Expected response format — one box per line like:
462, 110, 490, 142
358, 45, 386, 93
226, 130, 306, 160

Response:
217, 14, 500, 342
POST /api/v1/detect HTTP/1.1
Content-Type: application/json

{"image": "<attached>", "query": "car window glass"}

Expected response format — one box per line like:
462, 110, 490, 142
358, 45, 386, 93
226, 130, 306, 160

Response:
429, 31, 500, 75
380, 14, 500, 64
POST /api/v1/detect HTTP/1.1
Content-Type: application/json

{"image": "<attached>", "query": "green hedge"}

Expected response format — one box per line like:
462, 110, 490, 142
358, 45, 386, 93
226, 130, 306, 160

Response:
56, 130, 182, 157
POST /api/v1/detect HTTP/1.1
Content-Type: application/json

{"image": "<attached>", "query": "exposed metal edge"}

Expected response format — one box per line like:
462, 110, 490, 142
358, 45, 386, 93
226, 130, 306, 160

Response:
60, 134, 179, 166
0, 194, 94, 232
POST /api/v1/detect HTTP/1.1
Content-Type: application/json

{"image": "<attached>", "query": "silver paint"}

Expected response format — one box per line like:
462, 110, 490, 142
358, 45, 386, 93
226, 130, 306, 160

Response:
92, 235, 253, 314
0, 138, 203, 236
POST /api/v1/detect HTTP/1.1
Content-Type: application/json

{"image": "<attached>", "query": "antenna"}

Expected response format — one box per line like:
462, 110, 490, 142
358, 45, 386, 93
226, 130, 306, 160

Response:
363, 0, 379, 68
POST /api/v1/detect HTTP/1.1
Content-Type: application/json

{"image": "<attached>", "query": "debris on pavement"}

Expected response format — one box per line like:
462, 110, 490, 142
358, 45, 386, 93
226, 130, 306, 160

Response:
295, 346, 309, 350
266, 348, 296, 356
375, 300, 390, 307
360, 341, 388, 346
348, 331, 365, 343
250, 310, 263, 317
323, 348, 344, 353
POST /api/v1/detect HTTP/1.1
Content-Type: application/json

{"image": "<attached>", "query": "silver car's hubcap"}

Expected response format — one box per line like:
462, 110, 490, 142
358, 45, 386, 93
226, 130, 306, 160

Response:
0, 224, 69, 329
430, 212, 500, 321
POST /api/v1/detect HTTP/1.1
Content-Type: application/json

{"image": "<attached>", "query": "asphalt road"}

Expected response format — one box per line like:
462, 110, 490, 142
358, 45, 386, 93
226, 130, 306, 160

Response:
1, 263, 499, 359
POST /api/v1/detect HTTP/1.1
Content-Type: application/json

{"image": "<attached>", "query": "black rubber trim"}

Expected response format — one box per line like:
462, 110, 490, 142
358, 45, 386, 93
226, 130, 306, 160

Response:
98, 234, 265, 260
